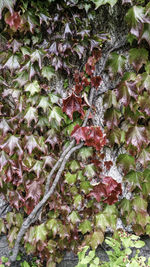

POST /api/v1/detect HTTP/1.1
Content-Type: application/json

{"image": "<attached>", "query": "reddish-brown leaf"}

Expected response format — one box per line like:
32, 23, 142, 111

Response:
71, 125, 106, 150
92, 48, 101, 61
5, 12, 21, 31
104, 161, 113, 170
88, 176, 122, 205
9, 190, 24, 210
75, 84, 83, 95
85, 56, 96, 76
25, 179, 44, 205
91, 76, 102, 89
62, 93, 85, 120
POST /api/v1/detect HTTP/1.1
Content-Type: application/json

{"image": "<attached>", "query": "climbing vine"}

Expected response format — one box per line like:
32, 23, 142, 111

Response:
0, 0, 149, 266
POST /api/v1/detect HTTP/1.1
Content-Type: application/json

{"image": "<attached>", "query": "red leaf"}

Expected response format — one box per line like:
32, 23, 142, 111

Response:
88, 176, 122, 205
24, 199, 36, 215
85, 56, 96, 76
9, 190, 24, 210
88, 183, 106, 202
5, 12, 21, 31
62, 93, 85, 120
104, 161, 113, 170
75, 84, 83, 94
25, 179, 44, 205
92, 48, 101, 61
91, 76, 102, 89
82, 77, 90, 87
71, 125, 106, 150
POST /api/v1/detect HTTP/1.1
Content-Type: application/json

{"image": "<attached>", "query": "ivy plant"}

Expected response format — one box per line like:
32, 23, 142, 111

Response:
0, 0, 150, 266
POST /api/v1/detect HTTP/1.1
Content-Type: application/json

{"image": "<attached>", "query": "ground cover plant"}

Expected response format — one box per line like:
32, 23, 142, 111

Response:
76, 230, 150, 267
0, 0, 150, 266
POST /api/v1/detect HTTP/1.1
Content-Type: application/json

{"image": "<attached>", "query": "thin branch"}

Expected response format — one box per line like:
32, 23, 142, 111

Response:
45, 139, 75, 193
10, 142, 83, 262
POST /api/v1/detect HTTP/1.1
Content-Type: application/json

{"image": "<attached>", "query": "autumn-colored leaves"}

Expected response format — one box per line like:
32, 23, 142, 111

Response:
62, 49, 122, 206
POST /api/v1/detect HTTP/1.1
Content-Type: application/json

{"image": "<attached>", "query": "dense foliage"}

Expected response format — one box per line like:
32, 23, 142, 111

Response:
0, 0, 149, 266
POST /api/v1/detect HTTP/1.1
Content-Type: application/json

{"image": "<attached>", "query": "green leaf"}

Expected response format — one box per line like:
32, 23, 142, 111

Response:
15, 213, 23, 228
31, 160, 43, 178
79, 220, 92, 234
139, 23, 150, 47
125, 6, 147, 38
124, 170, 142, 190
4, 54, 20, 70
47, 240, 57, 253
25, 135, 40, 154
129, 48, 148, 72
146, 224, 150, 236
37, 96, 51, 113
80, 181, 92, 194
106, 52, 126, 78
8, 226, 18, 246
138, 92, 150, 116
116, 154, 135, 173
24, 107, 38, 126
142, 181, 150, 197
95, 213, 109, 232
103, 90, 118, 109
65, 172, 77, 185
46, 219, 59, 237
83, 164, 96, 178
69, 160, 80, 172
0, 151, 9, 171
21, 261, 30, 267
30, 49, 44, 69
15, 70, 28, 86
77, 147, 93, 161
0, 0, 16, 19
132, 196, 147, 213
73, 194, 82, 209
48, 106, 64, 129
24, 242, 36, 254
1, 256, 8, 263
109, 128, 125, 146
91, 0, 118, 9
90, 231, 104, 250
104, 107, 121, 130
25, 80, 40, 96
137, 148, 150, 167
42, 66, 55, 80
77, 246, 89, 262
134, 240, 145, 248
0, 218, 6, 234
69, 211, 80, 224
35, 223, 47, 242
92, 257, 99, 266
80, 251, 95, 265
